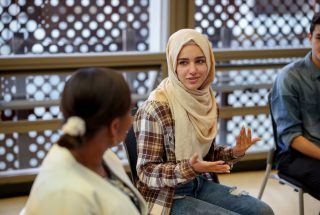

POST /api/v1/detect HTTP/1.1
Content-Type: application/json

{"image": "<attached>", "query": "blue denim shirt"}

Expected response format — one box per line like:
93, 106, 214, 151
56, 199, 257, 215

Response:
271, 51, 320, 154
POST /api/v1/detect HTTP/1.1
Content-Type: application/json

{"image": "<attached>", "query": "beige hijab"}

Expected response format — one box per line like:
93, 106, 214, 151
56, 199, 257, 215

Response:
148, 29, 218, 161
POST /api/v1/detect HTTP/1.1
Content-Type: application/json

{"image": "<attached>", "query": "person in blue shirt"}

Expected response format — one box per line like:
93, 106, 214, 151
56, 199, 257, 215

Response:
270, 12, 320, 200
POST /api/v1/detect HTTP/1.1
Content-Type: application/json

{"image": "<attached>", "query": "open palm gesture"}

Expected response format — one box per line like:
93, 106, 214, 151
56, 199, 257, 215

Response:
232, 126, 261, 157
189, 153, 231, 173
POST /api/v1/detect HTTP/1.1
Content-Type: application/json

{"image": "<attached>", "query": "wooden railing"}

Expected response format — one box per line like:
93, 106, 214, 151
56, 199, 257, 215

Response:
0, 47, 310, 186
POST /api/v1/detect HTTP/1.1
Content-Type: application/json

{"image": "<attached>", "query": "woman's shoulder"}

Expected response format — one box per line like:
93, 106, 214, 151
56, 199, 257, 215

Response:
136, 100, 171, 119
134, 100, 173, 129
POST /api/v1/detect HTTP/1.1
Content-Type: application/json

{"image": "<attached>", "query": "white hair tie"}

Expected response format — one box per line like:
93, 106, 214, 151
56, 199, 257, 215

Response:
62, 116, 86, 136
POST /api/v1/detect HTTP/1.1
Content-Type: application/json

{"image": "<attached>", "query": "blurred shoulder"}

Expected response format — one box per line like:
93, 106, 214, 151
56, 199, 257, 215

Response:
136, 100, 171, 119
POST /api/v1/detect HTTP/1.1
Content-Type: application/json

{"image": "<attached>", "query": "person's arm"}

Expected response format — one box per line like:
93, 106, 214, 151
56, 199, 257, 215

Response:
189, 153, 231, 173
291, 136, 320, 160
204, 127, 259, 163
134, 103, 197, 189
204, 141, 238, 162
232, 127, 261, 157
204, 103, 253, 164
271, 68, 320, 159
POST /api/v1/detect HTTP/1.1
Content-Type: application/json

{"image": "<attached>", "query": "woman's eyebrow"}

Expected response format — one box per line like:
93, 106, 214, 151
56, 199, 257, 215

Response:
194, 56, 206, 61
177, 57, 189, 61
178, 55, 205, 60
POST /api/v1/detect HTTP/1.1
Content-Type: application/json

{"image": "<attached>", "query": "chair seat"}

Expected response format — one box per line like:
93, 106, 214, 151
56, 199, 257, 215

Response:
277, 172, 308, 192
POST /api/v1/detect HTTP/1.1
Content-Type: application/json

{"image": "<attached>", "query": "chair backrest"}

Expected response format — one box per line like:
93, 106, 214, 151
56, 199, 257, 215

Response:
123, 126, 139, 185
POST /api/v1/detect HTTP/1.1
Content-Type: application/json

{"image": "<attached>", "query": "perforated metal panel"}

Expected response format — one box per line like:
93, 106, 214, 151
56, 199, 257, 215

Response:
0, 133, 18, 171
1, 73, 66, 170
0, 0, 149, 55
0, 69, 159, 171
213, 68, 276, 148
194, 0, 318, 48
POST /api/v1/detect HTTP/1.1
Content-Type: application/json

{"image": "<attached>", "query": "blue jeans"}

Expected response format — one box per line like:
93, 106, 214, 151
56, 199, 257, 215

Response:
170, 175, 274, 215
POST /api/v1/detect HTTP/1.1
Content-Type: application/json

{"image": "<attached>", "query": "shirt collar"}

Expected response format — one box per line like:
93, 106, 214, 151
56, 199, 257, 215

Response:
305, 51, 320, 80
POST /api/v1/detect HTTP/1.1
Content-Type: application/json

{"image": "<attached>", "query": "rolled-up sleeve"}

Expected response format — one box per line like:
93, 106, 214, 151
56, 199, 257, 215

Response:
204, 141, 243, 164
271, 68, 302, 151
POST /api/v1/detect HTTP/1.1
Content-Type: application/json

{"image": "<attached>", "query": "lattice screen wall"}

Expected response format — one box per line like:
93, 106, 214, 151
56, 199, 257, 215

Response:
0, 0, 149, 55
0, 70, 157, 171
213, 68, 276, 151
194, 0, 318, 48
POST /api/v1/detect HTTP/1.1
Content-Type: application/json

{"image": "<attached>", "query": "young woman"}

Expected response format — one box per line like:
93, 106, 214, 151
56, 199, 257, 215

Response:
22, 68, 147, 215
133, 29, 274, 215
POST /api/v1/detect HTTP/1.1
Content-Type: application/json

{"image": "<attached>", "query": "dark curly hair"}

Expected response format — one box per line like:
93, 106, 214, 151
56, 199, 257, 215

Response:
310, 12, 320, 34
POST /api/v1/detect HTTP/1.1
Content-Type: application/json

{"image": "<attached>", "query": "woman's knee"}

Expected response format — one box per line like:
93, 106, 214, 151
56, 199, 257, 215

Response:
251, 200, 274, 215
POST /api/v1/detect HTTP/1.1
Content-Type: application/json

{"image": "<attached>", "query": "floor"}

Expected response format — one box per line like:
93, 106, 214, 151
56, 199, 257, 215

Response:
0, 170, 319, 215
219, 171, 320, 215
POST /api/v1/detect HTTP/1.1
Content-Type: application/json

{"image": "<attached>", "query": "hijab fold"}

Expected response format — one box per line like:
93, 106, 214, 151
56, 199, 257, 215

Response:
148, 29, 218, 161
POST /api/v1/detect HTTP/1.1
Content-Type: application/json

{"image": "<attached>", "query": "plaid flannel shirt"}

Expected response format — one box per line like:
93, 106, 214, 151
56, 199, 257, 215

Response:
133, 100, 242, 215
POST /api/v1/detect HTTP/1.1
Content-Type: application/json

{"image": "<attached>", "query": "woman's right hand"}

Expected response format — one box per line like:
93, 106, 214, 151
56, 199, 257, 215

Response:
189, 153, 230, 173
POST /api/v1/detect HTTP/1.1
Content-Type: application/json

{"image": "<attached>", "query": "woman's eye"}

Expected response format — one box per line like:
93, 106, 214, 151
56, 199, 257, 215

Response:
197, 59, 206, 64
178, 60, 188, 65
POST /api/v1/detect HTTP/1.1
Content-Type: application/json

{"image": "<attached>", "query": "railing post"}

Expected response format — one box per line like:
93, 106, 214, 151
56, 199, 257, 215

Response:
122, 28, 138, 95
15, 77, 32, 169
218, 25, 233, 146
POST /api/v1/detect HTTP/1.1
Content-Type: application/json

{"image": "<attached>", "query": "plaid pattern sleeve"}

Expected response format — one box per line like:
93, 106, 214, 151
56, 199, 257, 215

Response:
204, 143, 243, 163
134, 100, 197, 188
133, 101, 197, 214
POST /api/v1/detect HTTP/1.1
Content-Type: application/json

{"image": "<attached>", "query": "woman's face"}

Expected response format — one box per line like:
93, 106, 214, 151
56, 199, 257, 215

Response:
176, 44, 208, 90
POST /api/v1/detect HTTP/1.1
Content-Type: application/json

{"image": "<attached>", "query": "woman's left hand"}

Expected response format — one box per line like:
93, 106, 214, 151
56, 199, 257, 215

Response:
232, 126, 261, 157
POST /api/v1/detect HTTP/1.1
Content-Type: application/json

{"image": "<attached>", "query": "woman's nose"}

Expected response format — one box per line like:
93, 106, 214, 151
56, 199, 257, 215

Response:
189, 63, 197, 73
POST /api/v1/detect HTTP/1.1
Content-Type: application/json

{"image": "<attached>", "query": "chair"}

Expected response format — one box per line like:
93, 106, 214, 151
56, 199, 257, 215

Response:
123, 108, 139, 185
258, 93, 308, 215
123, 126, 139, 185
